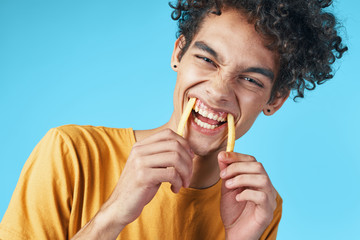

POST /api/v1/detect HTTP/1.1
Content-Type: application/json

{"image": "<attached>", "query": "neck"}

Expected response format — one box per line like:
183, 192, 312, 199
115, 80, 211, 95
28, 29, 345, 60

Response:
189, 153, 221, 189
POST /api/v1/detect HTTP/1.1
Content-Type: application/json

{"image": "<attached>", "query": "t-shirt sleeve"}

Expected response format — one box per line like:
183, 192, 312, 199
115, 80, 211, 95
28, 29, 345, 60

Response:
260, 193, 283, 240
0, 128, 75, 240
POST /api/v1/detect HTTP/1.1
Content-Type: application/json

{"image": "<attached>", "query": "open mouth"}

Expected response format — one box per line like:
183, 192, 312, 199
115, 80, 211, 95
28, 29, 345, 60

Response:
191, 99, 228, 130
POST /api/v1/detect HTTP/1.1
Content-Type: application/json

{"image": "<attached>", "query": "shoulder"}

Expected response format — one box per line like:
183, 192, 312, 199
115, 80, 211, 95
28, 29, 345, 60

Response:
51, 124, 136, 147
34, 125, 135, 174
54, 124, 133, 138
47, 125, 136, 166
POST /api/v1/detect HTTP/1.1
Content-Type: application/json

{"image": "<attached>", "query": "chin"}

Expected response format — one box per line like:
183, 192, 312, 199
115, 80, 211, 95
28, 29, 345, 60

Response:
186, 132, 226, 157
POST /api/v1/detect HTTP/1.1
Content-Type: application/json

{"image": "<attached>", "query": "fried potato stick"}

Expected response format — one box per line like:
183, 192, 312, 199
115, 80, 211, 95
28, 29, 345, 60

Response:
177, 98, 197, 137
226, 113, 235, 152
177, 98, 235, 152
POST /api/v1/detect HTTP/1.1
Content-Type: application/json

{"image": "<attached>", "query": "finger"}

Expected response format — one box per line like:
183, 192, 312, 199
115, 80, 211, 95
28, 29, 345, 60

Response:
220, 161, 266, 179
218, 151, 233, 171
132, 138, 194, 162
225, 174, 271, 191
141, 152, 193, 187
218, 151, 258, 165
218, 151, 257, 174
144, 167, 183, 193
236, 189, 277, 213
136, 128, 192, 155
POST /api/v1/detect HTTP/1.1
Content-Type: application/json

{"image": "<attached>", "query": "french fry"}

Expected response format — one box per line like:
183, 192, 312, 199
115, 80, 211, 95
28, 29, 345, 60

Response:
177, 98, 235, 152
226, 113, 235, 152
177, 98, 197, 137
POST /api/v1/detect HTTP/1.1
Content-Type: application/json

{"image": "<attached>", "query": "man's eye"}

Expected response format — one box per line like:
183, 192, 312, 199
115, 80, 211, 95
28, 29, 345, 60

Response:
196, 55, 215, 66
202, 57, 213, 63
243, 77, 263, 88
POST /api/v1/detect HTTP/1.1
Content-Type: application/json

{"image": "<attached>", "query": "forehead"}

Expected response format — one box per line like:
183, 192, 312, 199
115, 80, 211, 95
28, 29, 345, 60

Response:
190, 9, 279, 72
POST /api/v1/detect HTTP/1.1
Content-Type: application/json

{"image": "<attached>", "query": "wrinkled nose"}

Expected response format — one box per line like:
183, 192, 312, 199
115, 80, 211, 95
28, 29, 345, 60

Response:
205, 72, 233, 103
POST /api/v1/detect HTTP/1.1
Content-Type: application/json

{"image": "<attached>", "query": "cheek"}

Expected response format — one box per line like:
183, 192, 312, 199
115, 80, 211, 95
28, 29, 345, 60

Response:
179, 62, 211, 84
237, 89, 267, 112
234, 90, 267, 138
173, 63, 205, 112
174, 62, 212, 99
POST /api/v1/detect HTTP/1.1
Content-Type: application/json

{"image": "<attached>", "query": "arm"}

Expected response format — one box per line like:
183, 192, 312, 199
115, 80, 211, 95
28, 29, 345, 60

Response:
71, 129, 194, 239
0, 129, 74, 239
0, 128, 193, 240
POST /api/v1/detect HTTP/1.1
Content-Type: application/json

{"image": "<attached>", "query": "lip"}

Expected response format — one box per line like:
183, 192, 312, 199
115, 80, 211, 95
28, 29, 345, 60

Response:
190, 112, 228, 136
187, 95, 237, 120
186, 95, 234, 136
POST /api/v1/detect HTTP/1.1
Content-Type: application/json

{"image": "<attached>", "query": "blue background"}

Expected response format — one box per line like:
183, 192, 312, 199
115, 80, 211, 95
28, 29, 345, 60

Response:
0, 1, 359, 239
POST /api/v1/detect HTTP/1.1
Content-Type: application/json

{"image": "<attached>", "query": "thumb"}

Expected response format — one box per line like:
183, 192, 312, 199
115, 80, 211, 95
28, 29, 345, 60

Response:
217, 151, 229, 172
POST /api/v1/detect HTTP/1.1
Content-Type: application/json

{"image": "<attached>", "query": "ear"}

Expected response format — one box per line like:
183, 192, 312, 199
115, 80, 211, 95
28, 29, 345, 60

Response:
170, 35, 185, 72
263, 91, 289, 116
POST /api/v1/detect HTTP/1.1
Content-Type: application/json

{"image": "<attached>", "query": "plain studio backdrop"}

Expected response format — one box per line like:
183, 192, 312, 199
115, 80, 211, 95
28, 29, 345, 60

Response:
0, 1, 359, 239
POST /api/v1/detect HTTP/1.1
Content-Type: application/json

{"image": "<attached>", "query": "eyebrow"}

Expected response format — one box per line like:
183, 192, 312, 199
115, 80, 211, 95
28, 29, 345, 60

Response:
243, 67, 275, 82
194, 41, 275, 81
194, 41, 222, 62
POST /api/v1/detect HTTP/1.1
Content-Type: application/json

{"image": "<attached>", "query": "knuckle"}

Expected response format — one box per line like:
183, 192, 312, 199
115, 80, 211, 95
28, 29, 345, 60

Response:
131, 145, 142, 157
247, 155, 257, 162
236, 174, 244, 183
260, 175, 269, 185
132, 142, 140, 148
255, 162, 264, 171
136, 168, 147, 183
169, 167, 178, 179
264, 212, 274, 226
133, 157, 143, 169
164, 128, 174, 136
169, 139, 181, 150
271, 199, 277, 211
171, 151, 181, 162
259, 192, 268, 203
272, 190, 277, 201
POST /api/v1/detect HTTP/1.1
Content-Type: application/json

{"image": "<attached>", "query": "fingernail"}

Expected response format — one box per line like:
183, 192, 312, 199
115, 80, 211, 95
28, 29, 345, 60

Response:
220, 169, 226, 178
226, 179, 233, 187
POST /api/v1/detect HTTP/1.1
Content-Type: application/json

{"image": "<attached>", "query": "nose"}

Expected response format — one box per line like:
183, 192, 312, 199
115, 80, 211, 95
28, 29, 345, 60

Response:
205, 71, 233, 103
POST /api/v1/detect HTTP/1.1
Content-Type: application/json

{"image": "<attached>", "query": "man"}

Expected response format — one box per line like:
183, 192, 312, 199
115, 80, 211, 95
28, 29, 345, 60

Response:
0, 0, 347, 239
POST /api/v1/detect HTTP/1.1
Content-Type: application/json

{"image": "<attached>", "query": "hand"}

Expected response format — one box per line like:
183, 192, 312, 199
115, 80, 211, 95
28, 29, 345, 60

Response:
218, 151, 277, 240
72, 129, 193, 239
109, 128, 194, 226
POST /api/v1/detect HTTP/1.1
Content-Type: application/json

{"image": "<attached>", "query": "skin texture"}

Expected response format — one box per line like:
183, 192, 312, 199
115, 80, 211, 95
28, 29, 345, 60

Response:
71, 8, 288, 240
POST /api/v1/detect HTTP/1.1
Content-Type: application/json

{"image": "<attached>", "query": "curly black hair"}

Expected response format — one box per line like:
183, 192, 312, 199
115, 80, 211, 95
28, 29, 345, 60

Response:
169, 0, 348, 101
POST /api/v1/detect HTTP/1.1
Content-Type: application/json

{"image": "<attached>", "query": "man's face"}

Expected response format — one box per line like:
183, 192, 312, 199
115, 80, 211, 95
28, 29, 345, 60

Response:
171, 9, 285, 156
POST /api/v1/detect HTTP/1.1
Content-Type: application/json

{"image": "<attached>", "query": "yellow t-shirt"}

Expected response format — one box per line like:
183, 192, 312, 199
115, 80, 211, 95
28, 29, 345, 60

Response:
0, 125, 282, 240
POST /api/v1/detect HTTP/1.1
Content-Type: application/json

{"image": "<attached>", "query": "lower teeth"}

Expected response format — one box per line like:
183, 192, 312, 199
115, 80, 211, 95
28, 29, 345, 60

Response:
194, 116, 219, 129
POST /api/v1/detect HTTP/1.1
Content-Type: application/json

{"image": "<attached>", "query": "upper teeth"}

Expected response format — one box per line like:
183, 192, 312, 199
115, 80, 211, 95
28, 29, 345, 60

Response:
194, 106, 226, 122
194, 117, 218, 129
